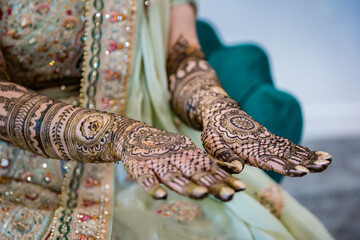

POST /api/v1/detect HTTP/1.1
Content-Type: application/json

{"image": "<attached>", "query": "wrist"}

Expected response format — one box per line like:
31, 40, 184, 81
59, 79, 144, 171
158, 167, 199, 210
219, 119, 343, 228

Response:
110, 116, 144, 162
202, 95, 239, 114
53, 107, 116, 163
166, 35, 237, 131
201, 94, 237, 127
166, 35, 204, 78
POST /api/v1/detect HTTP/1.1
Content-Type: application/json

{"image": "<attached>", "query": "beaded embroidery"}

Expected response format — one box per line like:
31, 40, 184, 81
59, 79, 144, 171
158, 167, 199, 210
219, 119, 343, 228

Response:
0, 169, 62, 238
0, 0, 138, 239
156, 200, 202, 222
80, 0, 137, 114
0, 0, 86, 89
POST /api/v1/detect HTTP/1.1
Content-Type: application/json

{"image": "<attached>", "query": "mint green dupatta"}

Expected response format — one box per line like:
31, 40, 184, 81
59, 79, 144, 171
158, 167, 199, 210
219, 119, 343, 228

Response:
115, 0, 334, 239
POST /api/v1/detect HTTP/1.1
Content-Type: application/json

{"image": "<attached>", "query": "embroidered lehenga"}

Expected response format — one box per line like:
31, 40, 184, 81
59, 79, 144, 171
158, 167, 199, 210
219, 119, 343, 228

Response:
0, 0, 334, 239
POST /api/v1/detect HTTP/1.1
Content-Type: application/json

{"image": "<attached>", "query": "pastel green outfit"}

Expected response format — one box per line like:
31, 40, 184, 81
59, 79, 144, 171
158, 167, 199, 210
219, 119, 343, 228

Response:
112, 0, 333, 239
0, 0, 332, 238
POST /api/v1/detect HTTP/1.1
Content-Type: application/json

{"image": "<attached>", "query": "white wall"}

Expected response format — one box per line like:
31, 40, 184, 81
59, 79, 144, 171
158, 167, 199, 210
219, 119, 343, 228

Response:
197, 0, 360, 141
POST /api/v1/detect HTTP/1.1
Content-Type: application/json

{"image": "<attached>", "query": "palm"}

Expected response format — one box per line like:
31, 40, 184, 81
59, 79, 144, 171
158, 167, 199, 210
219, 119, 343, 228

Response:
202, 100, 332, 176
116, 123, 245, 201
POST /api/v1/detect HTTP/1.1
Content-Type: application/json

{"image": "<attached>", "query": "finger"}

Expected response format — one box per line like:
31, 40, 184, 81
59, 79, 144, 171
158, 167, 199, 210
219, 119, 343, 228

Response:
301, 151, 332, 172
166, 151, 234, 201
172, 149, 244, 199
190, 171, 235, 201
258, 155, 309, 177
169, 149, 240, 198
239, 140, 310, 177
314, 151, 332, 163
285, 145, 332, 172
213, 157, 245, 174
210, 163, 246, 192
153, 164, 208, 199
168, 149, 239, 201
169, 149, 214, 176
202, 131, 245, 173
124, 159, 167, 199
136, 173, 167, 199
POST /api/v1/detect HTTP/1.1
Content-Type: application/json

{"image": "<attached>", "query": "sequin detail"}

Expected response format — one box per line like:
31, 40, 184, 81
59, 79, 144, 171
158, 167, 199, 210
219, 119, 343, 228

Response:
156, 200, 201, 221
80, 0, 137, 114
0, 0, 87, 89
0, 0, 138, 239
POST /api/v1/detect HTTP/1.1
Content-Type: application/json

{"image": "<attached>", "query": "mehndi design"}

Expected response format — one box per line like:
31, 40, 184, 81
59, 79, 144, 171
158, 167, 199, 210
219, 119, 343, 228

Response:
0, 82, 115, 162
167, 36, 332, 176
0, 81, 245, 201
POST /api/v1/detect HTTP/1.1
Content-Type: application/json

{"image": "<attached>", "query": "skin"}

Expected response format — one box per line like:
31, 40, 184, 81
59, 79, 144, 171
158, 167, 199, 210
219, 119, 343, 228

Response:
0, 81, 245, 201
0, 3, 331, 204
167, 4, 332, 176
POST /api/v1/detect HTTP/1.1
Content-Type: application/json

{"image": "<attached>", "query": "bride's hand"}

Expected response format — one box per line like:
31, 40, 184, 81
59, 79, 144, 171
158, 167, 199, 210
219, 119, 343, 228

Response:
201, 98, 332, 176
114, 120, 246, 201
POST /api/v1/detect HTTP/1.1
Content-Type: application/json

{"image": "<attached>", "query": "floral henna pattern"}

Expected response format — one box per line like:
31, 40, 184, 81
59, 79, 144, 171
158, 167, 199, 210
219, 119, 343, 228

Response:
0, 81, 245, 201
114, 122, 246, 201
0, 81, 116, 162
125, 126, 191, 158
202, 100, 332, 176
167, 36, 332, 176
80, 115, 108, 140
167, 36, 226, 130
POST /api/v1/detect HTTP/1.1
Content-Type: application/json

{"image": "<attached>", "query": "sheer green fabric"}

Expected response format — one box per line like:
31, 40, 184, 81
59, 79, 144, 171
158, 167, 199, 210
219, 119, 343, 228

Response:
112, 0, 334, 239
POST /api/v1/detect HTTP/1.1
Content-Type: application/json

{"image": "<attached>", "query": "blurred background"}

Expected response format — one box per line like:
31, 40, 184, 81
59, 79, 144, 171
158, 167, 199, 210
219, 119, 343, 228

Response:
197, 0, 360, 239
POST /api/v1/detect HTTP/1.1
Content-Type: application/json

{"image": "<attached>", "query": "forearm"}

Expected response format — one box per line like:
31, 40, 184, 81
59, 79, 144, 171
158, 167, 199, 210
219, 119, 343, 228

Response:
0, 81, 136, 162
166, 5, 332, 176
167, 4, 233, 130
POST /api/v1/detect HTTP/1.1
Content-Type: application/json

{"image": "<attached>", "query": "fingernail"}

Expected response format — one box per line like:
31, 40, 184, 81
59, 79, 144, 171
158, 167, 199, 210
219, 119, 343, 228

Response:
154, 187, 167, 199
315, 151, 332, 160
231, 160, 244, 172
295, 165, 310, 173
231, 179, 247, 191
219, 186, 235, 200
192, 186, 208, 198
314, 159, 330, 165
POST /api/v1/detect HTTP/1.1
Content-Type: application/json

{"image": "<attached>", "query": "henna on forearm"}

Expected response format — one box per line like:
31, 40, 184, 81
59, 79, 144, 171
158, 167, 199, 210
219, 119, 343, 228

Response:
166, 36, 332, 176
0, 81, 246, 200
167, 35, 232, 130
0, 81, 132, 163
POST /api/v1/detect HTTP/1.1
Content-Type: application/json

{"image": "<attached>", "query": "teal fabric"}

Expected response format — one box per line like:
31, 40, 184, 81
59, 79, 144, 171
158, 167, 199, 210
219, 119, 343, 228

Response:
195, 19, 224, 57
196, 20, 303, 183
113, 4, 334, 239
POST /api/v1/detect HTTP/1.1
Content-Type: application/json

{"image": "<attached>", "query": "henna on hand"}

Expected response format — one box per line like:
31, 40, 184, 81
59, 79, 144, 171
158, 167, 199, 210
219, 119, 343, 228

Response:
166, 36, 332, 176
202, 99, 332, 176
0, 81, 245, 201
113, 121, 246, 201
